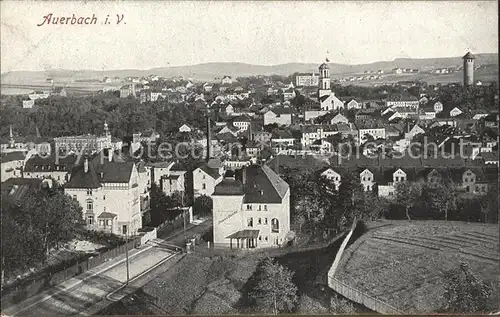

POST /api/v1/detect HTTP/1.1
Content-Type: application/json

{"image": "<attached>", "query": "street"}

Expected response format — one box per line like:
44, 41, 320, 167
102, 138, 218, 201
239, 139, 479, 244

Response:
1, 219, 213, 316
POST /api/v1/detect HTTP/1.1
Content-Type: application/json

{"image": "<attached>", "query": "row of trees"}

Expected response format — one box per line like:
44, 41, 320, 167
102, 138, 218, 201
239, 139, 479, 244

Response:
281, 168, 389, 243
394, 180, 498, 223
1, 181, 84, 277
1, 93, 208, 141
281, 167, 498, 244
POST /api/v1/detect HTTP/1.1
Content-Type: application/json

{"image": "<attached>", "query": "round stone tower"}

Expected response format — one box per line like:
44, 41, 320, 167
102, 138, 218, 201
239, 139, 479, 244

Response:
462, 51, 475, 86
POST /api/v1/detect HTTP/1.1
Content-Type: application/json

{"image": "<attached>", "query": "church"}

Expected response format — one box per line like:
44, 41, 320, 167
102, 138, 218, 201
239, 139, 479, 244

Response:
304, 60, 344, 121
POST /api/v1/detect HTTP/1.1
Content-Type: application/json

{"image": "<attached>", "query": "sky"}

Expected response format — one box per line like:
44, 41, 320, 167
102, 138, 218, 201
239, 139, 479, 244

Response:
1, 1, 498, 72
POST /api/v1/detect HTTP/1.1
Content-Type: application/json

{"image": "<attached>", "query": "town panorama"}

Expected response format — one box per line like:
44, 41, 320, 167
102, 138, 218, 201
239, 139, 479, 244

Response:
1, 3, 499, 316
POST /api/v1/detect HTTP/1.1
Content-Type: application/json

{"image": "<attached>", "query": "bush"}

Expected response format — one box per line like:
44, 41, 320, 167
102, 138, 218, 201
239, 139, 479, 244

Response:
79, 230, 125, 248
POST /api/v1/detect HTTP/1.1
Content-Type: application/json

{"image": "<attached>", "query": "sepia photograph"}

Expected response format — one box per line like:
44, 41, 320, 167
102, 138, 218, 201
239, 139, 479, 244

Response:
0, 0, 498, 315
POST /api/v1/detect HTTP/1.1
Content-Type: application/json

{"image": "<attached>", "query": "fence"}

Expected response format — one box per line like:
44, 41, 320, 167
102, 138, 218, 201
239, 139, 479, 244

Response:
328, 275, 403, 314
198, 232, 347, 258
139, 227, 157, 245
1, 237, 141, 309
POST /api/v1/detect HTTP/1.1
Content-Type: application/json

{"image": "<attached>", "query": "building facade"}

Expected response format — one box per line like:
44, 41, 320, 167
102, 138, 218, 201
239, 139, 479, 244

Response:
212, 165, 291, 249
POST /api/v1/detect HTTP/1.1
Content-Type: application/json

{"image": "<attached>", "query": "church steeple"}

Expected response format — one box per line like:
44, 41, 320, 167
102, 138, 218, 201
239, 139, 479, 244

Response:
318, 58, 331, 98
104, 120, 110, 137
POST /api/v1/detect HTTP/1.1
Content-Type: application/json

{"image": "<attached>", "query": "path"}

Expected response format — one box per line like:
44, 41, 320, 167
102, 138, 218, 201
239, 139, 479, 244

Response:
1, 218, 213, 316
1, 244, 179, 317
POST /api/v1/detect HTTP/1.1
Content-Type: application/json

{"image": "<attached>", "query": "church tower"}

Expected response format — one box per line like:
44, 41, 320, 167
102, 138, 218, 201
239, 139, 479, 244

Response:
318, 60, 331, 98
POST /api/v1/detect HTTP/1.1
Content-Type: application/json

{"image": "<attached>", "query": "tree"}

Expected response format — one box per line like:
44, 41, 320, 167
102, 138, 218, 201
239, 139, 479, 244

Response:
251, 258, 298, 314
23, 183, 84, 255
480, 181, 499, 223
442, 262, 493, 313
394, 181, 424, 220
421, 181, 457, 220
193, 195, 213, 216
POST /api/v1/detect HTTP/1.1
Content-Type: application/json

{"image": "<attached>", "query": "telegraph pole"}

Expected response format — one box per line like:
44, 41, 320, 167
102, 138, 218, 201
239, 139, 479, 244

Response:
181, 191, 187, 249
125, 226, 130, 284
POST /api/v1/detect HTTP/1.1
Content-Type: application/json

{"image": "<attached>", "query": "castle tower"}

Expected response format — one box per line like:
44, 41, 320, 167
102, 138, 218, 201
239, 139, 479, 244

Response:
318, 60, 331, 98
462, 51, 475, 86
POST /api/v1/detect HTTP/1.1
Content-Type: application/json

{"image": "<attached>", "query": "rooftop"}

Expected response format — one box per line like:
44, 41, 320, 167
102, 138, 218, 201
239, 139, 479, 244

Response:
213, 165, 289, 203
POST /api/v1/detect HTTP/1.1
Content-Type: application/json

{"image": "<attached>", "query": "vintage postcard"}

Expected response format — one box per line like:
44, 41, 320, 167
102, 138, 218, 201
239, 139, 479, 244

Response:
0, 0, 498, 316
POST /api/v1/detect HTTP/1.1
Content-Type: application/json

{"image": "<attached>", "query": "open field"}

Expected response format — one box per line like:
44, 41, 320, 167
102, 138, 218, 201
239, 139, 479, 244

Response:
98, 253, 261, 315
333, 220, 500, 314
335, 66, 498, 87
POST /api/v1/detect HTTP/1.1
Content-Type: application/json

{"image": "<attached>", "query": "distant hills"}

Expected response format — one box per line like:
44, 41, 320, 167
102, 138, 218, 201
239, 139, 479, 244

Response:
1, 54, 497, 84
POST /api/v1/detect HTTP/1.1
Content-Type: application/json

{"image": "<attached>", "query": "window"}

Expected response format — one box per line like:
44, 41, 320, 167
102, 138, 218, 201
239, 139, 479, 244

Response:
73, 195, 77, 200
258, 205, 262, 211
99, 220, 104, 226
264, 205, 267, 211
87, 215, 94, 226
106, 220, 111, 226
247, 218, 253, 227
363, 177, 366, 181
258, 218, 262, 225
395, 176, 399, 182
247, 204, 252, 210
202, 183, 206, 190
464, 178, 468, 182
202, 175, 206, 180
259, 236, 262, 241
122, 225, 128, 234
103, 195, 106, 200
87, 189, 92, 196
265, 236, 268, 241
265, 218, 268, 225
86, 199, 93, 212
271, 218, 279, 233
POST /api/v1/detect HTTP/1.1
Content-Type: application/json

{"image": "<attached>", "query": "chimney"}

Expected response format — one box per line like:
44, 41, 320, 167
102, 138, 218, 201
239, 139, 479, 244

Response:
206, 116, 212, 161
242, 167, 247, 186
84, 158, 89, 173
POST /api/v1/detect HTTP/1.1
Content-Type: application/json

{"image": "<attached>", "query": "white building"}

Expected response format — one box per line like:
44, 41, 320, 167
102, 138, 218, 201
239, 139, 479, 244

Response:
23, 100, 35, 109
385, 100, 419, 110
221, 76, 233, 85
320, 167, 341, 190
64, 156, 142, 236
212, 165, 291, 249
263, 108, 292, 126
295, 72, 319, 87
301, 125, 338, 147
1, 151, 25, 182
193, 159, 224, 197
450, 107, 463, 117
360, 168, 375, 192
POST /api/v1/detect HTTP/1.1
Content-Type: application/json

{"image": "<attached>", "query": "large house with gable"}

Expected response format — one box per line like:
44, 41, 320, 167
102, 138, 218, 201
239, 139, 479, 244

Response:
212, 165, 291, 249
64, 153, 141, 236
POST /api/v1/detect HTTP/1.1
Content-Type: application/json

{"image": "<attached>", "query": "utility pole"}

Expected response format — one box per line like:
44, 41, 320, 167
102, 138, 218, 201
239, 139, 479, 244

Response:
125, 226, 130, 284
181, 191, 187, 250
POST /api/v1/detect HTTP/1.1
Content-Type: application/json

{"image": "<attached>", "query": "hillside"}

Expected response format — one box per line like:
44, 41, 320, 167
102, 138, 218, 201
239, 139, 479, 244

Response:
1, 54, 497, 84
